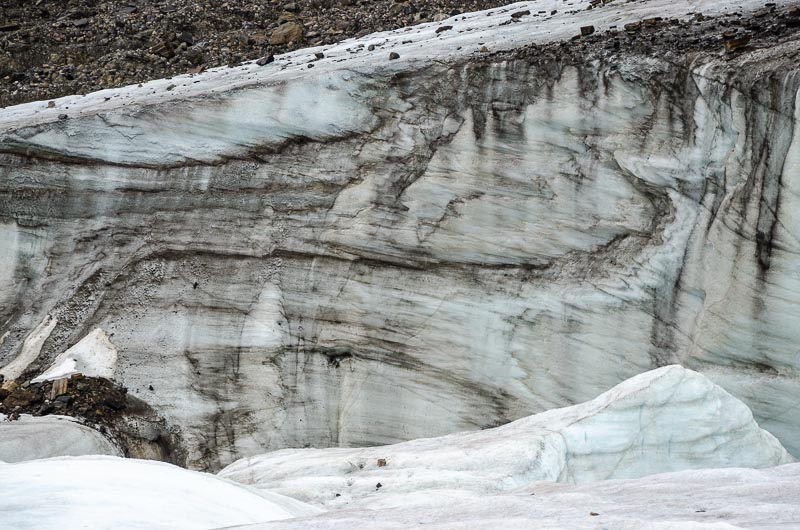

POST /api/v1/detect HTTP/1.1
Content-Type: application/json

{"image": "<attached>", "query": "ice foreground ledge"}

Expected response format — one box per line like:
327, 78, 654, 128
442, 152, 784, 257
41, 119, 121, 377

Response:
227, 464, 800, 530
0, 414, 120, 463
2, 0, 800, 470
0, 456, 320, 530
219, 366, 794, 508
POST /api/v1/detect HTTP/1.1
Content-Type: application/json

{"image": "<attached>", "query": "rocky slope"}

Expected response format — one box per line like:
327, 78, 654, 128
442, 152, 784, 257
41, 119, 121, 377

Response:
0, 0, 512, 107
2, 0, 800, 470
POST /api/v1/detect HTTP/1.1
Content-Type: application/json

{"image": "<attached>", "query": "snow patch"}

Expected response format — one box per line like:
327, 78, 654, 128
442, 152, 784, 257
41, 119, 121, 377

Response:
32, 328, 117, 383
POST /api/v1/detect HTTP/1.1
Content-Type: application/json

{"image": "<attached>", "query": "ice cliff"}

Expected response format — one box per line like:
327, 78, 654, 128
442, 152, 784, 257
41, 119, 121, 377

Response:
2, 0, 800, 469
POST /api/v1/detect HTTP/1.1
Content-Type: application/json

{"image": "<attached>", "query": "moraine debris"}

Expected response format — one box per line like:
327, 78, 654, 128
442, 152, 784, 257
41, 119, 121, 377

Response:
724, 33, 752, 53
256, 54, 275, 66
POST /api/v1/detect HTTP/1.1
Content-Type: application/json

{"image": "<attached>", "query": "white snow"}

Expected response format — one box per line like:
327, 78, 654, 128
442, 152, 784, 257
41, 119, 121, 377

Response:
227, 463, 800, 530
0, 414, 120, 463
31, 328, 117, 383
0, 456, 321, 530
219, 366, 794, 509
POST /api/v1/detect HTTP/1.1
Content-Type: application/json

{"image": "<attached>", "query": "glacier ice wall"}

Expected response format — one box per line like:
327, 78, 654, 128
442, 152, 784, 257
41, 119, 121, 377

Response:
2, 0, 800, 469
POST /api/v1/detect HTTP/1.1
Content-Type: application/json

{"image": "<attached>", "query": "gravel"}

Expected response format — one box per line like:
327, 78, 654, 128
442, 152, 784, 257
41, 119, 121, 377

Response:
0, 0, 513, 107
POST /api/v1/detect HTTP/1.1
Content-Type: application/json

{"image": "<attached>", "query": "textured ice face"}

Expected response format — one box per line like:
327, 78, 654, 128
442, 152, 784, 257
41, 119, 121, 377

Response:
218, 366, 794, 508
1, 0, 800, 470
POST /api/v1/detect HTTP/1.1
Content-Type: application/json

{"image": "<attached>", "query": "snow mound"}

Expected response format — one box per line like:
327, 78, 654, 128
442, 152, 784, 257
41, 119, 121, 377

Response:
0, 414, 120, 463
0, 456, 321, 530
228, 463, 800, 530
32, 328, 117, 383
219, 366, 794, 508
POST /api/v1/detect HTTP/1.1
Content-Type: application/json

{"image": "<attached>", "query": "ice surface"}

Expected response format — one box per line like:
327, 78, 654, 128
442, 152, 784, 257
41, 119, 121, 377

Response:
219, 366, 794, 508
227, 464, 800, 530
0, 414, 120, 462
0, 456, 321, 530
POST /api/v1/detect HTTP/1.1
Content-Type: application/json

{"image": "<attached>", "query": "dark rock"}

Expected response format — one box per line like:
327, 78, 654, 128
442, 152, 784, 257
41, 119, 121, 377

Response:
581, 25, 595, 36
436, 25, 453, 33
58, 114, 68, 120
725, 33, 752, 52
4, 389, 41, 408
176, 32, 194, 45
315, 52, 325, 59
102, 395, 126, 411
511, 10, 530, 19
256, 54, 275, 66
367, 44, 376, 51
270, 22, 304, 45
389, 51, 400, 59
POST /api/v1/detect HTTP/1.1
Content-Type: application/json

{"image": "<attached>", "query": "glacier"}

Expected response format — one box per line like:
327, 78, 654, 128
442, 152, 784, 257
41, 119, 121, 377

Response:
2, 367, 795, 530
218, 366, 795, 508
2, 0, 800, 470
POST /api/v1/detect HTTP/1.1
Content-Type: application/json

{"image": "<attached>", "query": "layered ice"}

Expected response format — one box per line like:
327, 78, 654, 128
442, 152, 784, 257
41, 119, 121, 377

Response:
219, 366, 794, 508
0, 456, 321, 530
2, 0, 800, 469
